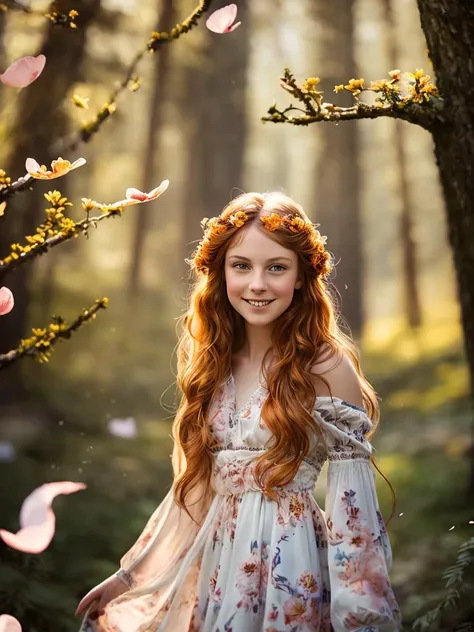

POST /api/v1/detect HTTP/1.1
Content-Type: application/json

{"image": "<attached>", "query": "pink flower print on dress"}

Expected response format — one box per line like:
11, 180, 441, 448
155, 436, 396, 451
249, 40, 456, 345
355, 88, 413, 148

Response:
25, 156, 86, 180
236, 558, 260, 598
0, 481, 86, 553
282, 595, 309, 626
206, 4, 241, 33
0, 54, 46, 88
0, 287, 14, 315
297, 571, 318, 595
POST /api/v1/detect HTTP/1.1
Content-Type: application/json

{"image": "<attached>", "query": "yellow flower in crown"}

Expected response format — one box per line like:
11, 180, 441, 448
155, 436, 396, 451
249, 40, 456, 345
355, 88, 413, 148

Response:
287, 216, 307, 233
260, 213, 284, 231
25, 156, 86, 180
228, 210, 248, 227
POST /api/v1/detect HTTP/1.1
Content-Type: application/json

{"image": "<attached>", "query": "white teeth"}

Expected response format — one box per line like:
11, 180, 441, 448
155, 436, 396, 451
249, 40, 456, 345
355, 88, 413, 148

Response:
247, 300, 271, 307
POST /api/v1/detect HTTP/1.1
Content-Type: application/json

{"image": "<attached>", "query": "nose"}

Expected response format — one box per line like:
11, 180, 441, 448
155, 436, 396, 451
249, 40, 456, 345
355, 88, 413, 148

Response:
248, 271, 268, 293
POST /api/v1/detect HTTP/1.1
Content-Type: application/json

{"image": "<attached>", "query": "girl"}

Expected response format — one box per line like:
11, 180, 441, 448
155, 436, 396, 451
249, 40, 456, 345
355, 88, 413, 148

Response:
76, 191, 401, 632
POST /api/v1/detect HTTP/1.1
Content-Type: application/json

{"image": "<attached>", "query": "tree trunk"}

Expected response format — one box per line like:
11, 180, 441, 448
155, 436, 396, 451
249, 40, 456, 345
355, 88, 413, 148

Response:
415, 0, 474, 496
0, 0, 102, 403
179, 0, 250, 284
313, 0, 363, 338
127, 0, 176, 298
382, 0, 422, 330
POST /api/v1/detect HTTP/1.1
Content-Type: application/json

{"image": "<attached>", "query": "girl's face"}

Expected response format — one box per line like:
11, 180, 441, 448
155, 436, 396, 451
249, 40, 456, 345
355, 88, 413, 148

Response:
224, 223, 302, 325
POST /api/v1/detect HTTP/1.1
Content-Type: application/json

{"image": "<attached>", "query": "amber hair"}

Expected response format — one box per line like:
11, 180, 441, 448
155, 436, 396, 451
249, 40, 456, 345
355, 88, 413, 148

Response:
172, 192, 396, 525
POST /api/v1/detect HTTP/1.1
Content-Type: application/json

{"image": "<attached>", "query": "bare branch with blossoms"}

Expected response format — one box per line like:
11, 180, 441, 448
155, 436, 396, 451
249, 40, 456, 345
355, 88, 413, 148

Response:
262, 68, 445, 132
59, 0, 214, 153
0, 1, 79, 27
0, 180, 169, 280
0, 298, 108, 369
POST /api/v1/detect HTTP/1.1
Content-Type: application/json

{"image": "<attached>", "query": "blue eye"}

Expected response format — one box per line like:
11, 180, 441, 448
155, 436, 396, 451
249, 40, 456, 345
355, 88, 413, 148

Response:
232, 263, 286, 272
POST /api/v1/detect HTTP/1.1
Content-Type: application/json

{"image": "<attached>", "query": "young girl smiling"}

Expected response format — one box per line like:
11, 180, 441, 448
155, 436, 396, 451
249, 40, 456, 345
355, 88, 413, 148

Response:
77, 191, 401, 632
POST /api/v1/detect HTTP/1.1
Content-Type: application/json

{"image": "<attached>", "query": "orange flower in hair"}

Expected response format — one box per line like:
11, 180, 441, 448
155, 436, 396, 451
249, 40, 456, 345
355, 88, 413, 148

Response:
228, 210, 248, 227
260, 213, 284, 231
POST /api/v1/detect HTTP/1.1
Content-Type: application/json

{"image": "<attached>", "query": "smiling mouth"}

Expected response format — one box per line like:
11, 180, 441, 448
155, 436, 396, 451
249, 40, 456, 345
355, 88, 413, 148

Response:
243, 298, 275, 305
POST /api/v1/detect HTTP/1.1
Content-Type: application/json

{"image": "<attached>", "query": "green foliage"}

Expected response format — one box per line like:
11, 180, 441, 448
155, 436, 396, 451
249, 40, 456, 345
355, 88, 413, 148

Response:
412, 537, 474, 631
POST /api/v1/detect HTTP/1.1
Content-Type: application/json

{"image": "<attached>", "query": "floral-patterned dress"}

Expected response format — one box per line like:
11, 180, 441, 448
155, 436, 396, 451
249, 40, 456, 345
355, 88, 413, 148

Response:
80, 373, 401, 632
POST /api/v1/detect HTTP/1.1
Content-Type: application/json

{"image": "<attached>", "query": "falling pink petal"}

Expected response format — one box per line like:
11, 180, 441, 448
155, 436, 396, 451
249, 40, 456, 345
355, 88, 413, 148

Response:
0, 287, 14, 316
0, 615, 22, 632
206, 4, 241, 33
108, 179, 169, 209
108, 417, 137, 439
0, 55, 46, 88
0, 481, 86, 554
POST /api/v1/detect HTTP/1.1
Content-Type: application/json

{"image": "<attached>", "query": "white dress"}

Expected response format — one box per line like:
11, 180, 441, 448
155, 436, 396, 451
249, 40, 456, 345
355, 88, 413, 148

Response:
80, 374, 401, 632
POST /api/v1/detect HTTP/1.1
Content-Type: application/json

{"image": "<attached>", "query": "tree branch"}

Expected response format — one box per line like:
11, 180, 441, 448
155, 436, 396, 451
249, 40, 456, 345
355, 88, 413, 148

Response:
0, 298, 108, 369
263, 68, 445, 133
55, 0, 214, 153
0, 204, 123, 282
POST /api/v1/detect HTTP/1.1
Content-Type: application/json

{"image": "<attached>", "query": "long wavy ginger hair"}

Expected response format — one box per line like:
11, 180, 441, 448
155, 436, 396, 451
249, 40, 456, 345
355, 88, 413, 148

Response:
172, 191, 383, 522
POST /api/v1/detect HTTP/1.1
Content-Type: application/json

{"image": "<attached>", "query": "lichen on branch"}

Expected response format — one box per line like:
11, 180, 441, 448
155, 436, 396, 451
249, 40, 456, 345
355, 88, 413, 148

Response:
262, 68, 445, 132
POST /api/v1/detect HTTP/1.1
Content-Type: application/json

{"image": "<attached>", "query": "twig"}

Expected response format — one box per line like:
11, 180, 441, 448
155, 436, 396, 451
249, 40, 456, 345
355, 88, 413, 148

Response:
57, 0, 214, 153
0, 206, 123, 281
0, 298, 108, 369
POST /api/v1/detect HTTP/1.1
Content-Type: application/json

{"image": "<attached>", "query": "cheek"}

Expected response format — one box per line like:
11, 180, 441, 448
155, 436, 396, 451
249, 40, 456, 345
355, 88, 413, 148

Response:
226, 275, 243, 297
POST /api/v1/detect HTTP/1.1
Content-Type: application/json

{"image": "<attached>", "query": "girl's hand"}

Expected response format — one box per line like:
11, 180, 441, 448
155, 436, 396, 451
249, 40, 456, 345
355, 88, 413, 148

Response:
75, 575, 129, 618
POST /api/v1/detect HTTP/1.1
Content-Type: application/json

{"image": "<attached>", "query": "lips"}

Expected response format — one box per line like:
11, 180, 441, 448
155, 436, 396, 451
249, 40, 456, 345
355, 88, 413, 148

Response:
243, 299, 275, 303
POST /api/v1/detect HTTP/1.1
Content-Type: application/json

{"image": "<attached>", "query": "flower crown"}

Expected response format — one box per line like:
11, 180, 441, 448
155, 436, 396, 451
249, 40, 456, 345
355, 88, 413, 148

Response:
192, 210, 332, 277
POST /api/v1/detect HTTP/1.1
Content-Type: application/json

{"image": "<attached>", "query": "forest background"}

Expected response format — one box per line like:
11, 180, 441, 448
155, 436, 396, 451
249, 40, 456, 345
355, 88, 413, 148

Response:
0, 0, 472, 630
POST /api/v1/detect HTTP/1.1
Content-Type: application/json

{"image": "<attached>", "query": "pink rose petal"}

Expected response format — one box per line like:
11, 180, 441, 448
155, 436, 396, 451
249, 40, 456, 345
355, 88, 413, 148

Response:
0, 615, 22, 632
0, 481, 86, 554
206, 4, 241, 33
0, 287, 14, 316
0, 55, 46, 88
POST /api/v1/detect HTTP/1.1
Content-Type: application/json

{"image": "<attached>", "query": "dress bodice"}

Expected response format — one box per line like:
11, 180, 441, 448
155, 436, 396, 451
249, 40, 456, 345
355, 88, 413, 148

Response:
207, 376, 372, 497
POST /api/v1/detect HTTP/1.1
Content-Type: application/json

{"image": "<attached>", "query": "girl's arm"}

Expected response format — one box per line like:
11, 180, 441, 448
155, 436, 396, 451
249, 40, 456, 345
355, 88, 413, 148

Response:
323, 406, 402, 632
114, 440, 214, 591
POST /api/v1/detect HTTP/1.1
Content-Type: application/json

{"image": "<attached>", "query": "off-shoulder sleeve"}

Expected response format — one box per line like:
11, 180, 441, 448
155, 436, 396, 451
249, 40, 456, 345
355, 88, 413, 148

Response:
314, 398, 402, 632
115, 438, 215, 590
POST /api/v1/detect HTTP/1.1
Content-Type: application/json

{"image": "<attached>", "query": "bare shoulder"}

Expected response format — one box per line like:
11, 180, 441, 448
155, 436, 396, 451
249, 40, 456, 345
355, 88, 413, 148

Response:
310, 348, 364, 408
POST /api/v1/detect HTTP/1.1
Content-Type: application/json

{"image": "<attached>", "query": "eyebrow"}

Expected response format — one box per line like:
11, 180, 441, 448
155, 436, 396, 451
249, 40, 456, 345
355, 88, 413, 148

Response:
228, 255, 293, 263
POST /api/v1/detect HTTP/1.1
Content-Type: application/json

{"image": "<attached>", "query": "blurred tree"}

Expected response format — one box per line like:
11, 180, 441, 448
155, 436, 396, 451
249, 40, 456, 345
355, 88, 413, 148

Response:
0, 0, 102, 403
0, 9, 6, 111
127, 0, 176, 298
382, 0, 422, 330
265, 0, 474, 497
415, 0, 474, 496
180, 0, 250, 282
312, 0, 364, 338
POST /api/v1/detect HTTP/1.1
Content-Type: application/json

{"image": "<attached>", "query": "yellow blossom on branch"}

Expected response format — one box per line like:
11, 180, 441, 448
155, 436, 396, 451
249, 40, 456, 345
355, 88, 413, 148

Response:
344, 78, 365, 96
71, 94, 89, 109
388, 69, 401, 81
0, 299, 108, 368
81, 180, 169, 214
25, 156, 86, 180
